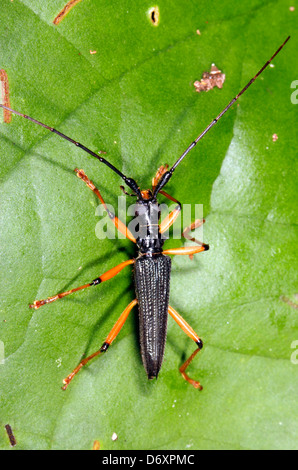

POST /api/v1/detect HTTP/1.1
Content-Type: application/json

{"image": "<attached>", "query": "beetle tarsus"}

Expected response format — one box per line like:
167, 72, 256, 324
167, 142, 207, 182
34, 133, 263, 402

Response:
179, 347, 203, 390
61, 372, 76, 390
29, 299, 48, 309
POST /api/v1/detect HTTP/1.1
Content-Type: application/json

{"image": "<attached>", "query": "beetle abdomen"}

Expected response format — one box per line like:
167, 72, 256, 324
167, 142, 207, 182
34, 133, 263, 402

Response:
134, 255, 171, 379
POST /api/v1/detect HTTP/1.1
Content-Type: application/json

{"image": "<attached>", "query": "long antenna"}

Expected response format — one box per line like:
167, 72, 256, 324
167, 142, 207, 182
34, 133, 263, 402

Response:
153, 36, 290, 196
0, 104, 141, 197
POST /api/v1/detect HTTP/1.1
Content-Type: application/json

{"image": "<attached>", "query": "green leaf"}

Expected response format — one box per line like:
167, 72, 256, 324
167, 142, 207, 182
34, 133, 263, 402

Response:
0, 0, 297, 450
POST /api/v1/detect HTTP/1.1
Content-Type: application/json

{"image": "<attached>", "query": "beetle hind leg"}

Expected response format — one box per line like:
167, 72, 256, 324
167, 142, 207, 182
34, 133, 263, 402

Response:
168, 305, 203, 390
62, 299, 137, 390
179, 345, 203, 390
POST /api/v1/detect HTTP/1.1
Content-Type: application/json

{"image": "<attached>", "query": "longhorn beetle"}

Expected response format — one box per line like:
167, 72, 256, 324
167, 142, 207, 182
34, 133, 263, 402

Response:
0, 36, 290, 390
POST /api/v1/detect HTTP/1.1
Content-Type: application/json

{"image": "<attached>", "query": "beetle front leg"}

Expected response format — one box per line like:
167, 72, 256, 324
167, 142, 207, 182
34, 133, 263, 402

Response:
158, 190, 182, 235
75, 168, 136, 243
152, 164, 169, 190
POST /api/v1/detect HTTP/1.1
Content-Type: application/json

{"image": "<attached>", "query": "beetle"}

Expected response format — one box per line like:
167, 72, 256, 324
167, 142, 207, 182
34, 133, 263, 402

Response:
0, 36, 289, 390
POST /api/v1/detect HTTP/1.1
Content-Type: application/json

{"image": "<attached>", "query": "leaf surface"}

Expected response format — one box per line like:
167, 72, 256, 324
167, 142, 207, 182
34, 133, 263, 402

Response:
0, 0, 297, 450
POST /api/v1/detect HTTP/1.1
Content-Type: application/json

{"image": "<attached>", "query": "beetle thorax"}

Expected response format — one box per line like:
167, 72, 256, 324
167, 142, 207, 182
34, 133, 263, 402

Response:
134, 197, 164, 255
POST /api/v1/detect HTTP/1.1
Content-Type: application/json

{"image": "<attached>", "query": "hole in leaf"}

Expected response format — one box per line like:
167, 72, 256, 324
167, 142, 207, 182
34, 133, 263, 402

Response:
148, 6, 160, 26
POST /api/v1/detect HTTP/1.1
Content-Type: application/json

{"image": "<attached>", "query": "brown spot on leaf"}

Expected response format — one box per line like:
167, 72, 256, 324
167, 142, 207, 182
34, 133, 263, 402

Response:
53, 0, 83, 25
0, 69, 11, 123
194, 64, 225, 93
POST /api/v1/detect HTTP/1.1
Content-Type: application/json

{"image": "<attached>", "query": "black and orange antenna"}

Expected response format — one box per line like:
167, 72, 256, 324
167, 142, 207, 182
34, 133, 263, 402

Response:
153, 36, 290, 196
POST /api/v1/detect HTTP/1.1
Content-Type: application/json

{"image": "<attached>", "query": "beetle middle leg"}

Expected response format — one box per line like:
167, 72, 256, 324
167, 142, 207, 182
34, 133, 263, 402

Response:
182, 219, 206, 259
158, 191, 205, 251
163, 244, 209, 256
161, 210, 206, 258
62, 299, 138, 390
163, 241, 209, 259
30, 259, 134, 309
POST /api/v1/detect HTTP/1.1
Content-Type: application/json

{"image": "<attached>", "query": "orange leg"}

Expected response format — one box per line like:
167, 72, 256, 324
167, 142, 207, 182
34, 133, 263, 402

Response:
183, 219, 205, 244
159, 191, 182, 235
163, 244, 209, 256
159, 205, 181, 234
168, 305, 203, 390
62, 299, 138, 390
30, 259, 134, 309
183, 219, 206, 259
152, 165, 183, 235
152, 164, 169, 190
75, 168, 136, 243
158, 190, 182, 235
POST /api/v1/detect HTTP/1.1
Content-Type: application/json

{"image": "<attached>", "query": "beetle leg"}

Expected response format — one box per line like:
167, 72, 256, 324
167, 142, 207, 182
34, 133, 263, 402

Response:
152, 167, 183, 235
163, 244, 209, 256
158, 190, 182, 235
62, 299, 138, 390
29, 259, 134, 309
168, 305, 203, 390
159, 203, 181, 234
182, 219, 206, 259
183, 218, 205, 245
75, 168, 136, 243
152, 164, 169, 190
